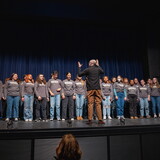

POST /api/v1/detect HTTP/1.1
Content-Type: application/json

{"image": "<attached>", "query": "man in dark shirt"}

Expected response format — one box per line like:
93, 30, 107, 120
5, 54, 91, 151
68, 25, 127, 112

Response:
78, 59, 105, 124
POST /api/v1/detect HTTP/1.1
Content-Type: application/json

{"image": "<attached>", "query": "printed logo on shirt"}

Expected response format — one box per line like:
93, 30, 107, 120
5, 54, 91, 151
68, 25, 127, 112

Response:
39, 84, 46, 86
51, 80, 59, 84
117, 84, 124, 87
64, 82, 73, 85
140, 88, 147, 90
128, 87, 136, 90
9, 82, 18, 85
26, 83, 34, 86
103, 84, 111, 87
153, 85, 157, 88
76, 82, 82, 86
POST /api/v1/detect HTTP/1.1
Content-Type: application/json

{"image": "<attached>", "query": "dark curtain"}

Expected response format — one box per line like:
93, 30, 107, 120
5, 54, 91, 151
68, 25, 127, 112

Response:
0, 18, 145, 82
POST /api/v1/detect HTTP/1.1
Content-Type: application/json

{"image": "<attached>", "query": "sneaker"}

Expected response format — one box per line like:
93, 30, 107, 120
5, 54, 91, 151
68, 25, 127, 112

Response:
117, 116, 120, 120
5, 118, 9, 121
14, 118, 18, 121
130, 116, 134, 119
25, 119, 29, 122
121, 116, 125, 119
154, 114, 157, 118
146, 115, 150, 119
108, 116, 112, 120
80, 116, 83, 120
35, 119, 40, 122
57, 118, 61, 121
62, 118, 65, 121
28, 119, 32, 122
103, 116, 106, 120
98, 120, 105, 124
134, 116, 138, 119
71, 118, 74, 121
50, 119, 53, 121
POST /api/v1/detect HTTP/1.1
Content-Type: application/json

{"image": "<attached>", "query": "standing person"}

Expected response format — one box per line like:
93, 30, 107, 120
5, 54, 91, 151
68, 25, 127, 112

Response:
126, 80, 139, 119
139, 79, 150, 119
55, 134, 82, 160
75, 76, 86, 120
21, 74, 34, 122
113, 75, 127, 119
111, 77, 117, 118
0, 80, 3, 119
123, 78, 130, 118
3, 73, 20, 121
61, 72, 76, 121
101, 76, 113, 120
47, 71, 62, 121
150, 78, 160, 118
34, 74, 49, 122
78, 59, 104, 124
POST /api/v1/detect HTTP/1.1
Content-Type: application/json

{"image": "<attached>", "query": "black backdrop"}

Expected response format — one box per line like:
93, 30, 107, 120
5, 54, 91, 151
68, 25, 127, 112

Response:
0, 1, 151, 82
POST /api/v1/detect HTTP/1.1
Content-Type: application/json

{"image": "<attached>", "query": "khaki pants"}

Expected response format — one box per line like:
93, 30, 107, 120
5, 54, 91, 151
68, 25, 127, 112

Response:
87, 90, 102, 121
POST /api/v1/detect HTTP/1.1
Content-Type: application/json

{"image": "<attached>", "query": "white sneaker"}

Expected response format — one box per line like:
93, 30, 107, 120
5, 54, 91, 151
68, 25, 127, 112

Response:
25, 119, 29, 122
14, 118, 18, 121
103, 116, 106, 120
154, 114, 157, 118
108, 116, 112, 120
57, 118, 61, 121
71, 118, 74, 121
121, 116, 125, 119
50, 119, 53, 121
62, 118, 65, 121
5, 118, 9, 121
117, 116, 120, 120
28, 119, 32, 122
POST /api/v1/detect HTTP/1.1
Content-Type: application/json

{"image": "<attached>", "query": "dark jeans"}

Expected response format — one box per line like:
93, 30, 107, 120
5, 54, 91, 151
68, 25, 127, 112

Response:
35, 97, 47, 120
128, 94, 138, 117
62, 96, 74, 119
0, 100, 2, 118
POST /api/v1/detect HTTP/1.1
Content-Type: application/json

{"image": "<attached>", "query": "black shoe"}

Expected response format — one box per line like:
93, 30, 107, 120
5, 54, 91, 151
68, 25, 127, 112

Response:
35, 119, 40, 122
86, 120, 92, 125
98, 120, 105, 124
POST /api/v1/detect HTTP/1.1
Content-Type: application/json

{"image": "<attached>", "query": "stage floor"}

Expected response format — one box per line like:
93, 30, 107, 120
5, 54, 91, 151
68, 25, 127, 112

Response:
0, 118, 160, 140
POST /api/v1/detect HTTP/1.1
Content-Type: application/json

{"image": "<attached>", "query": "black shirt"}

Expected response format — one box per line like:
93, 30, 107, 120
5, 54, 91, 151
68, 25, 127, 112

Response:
78, 65, 104, 91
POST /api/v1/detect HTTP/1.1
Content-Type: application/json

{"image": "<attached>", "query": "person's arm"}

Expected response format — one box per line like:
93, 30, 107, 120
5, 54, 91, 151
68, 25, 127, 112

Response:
77, 61, 88, 77
0, 81, 3, 99
61, 81, 65, 99
3, 81, 8, 99
46, 83, 49, 101
72, 81, 76, 99
34, 82, 40, 98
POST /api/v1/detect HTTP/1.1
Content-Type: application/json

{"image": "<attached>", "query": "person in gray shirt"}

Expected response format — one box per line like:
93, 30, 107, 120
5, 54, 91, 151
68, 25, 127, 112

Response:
34, 74, 49, 122
0, 80, 3, 119
61, 72, 76, 121
21, 74, 34, 122
3, 73, 20, 121
126, 80, 139, 119
47, 71, 62, 121
101, 76, 113, 120
150, 77, 160, 118
75, 75, 86, 120
139, 79, 150, 119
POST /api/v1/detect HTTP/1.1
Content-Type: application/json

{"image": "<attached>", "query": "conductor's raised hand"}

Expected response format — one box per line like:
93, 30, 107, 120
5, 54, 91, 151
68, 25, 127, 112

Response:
78, 61, 83, 68
95, 59, 99, 66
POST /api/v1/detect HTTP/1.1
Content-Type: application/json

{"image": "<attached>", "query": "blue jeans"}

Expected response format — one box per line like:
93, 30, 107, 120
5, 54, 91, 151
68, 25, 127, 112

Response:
6, 96, 20, 118
140, 98, 149, 116
50, 94, 60, 119
76, 94, 85, 117
102, 96, 111, 117
151, 96, 160, 114
24, 95, 34, 120
116, 92, 125, 117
